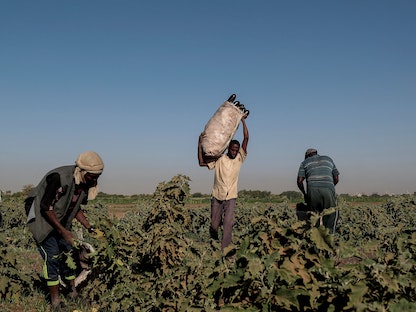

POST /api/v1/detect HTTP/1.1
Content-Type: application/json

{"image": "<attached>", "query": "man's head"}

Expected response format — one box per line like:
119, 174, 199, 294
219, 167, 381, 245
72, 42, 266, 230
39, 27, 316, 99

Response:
74, 151, 104, 199
76, 151, 104, 174
304, 148, 318, 159
227, 140, 240, 159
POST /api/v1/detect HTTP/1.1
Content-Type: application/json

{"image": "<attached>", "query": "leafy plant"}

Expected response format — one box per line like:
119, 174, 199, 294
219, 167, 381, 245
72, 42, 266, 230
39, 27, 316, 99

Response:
1, 182, 416, 311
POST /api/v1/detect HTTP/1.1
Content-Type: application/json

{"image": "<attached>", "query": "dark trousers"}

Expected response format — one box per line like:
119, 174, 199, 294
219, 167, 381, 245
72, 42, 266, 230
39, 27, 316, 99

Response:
38, 233, 77, 286
211, 197, 236, 251
315, 209, 340, 234
307, 187, 339, 234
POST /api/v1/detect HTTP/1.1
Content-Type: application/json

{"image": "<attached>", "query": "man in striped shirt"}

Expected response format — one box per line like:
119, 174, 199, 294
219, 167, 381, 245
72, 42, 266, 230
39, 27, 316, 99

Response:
297, 148, 340, 234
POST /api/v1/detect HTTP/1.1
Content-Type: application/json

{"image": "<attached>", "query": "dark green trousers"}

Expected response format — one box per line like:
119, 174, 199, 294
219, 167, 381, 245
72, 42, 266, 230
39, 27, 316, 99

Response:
307, 187, 339, 234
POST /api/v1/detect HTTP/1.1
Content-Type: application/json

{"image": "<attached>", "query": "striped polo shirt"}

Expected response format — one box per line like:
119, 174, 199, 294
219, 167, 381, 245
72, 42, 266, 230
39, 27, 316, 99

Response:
298, 155, 339, 190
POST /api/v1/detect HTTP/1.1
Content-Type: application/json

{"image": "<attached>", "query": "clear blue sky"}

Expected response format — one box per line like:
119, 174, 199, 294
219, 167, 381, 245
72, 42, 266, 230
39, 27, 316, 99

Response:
1, 1, 415, 196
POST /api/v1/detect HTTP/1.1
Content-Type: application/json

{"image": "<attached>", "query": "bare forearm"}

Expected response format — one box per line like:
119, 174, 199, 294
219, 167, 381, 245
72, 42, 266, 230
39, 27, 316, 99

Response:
297, 177, 306, 195
198, 135, 208, 167
44, 210, 67, 234
297, 183, 306, 195
241, 118, 249, 152
75, 210, 91, 229
242, 118, 248, 138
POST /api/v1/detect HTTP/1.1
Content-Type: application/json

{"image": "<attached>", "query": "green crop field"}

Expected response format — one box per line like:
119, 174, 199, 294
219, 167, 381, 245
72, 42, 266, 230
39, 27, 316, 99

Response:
1, 175, 416, 311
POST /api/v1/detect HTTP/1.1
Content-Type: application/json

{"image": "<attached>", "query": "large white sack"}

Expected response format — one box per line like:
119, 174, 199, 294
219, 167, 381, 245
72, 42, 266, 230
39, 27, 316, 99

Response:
200, 99, 245, 158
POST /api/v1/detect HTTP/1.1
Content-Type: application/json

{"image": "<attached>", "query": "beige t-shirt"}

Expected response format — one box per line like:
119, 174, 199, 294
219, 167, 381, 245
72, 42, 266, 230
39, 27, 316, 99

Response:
207, 147, 247, 200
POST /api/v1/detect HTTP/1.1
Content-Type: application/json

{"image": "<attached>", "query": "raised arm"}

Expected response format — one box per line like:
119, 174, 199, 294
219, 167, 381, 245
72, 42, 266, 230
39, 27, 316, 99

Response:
241, 116, 249, 153
198, 134, 208, 167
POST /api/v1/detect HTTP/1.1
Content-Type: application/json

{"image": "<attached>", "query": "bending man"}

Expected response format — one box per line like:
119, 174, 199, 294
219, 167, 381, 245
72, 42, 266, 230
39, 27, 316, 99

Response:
297, 148, 340, 234
25, 151, 104, 308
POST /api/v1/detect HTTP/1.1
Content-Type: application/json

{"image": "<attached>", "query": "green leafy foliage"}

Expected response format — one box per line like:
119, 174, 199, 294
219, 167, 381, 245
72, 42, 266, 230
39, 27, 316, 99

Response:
1, 181, 416, 311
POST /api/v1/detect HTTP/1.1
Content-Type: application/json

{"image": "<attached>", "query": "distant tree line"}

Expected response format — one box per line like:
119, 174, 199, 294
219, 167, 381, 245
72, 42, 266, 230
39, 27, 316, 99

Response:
1, 185, 407, 204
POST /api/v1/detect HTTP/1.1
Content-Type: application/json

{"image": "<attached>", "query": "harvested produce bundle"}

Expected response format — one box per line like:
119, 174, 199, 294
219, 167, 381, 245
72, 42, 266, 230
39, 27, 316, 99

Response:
59, 241, 95, 288
200, 94, 249, 159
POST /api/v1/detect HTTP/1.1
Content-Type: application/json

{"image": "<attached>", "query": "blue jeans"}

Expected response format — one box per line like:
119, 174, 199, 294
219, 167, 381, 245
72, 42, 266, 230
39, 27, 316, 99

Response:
38, 233, 77, 286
